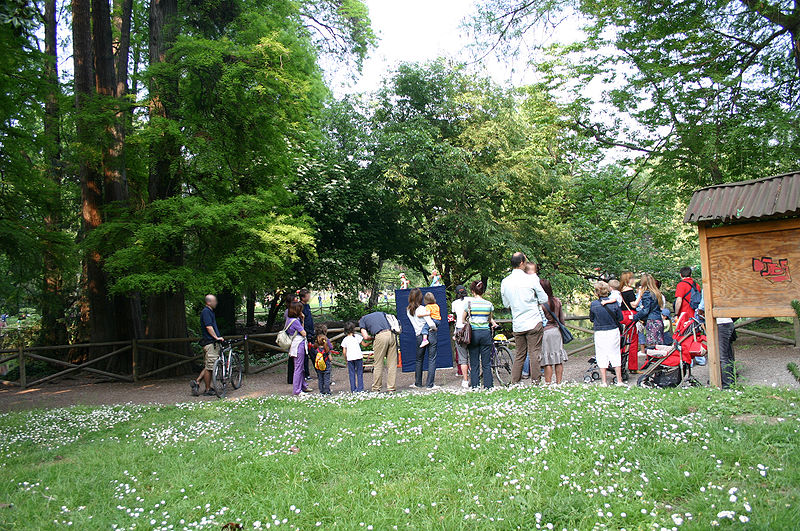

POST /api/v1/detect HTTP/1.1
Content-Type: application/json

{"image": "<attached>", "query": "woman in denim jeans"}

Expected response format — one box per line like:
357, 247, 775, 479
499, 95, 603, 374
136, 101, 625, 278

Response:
462, 281, 497, 389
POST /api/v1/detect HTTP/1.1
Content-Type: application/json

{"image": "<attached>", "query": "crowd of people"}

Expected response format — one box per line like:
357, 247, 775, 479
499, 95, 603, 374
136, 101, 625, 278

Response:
190, 255, 734, 397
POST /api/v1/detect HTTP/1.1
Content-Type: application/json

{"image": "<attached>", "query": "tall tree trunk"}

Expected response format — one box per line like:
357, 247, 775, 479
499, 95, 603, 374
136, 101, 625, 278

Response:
246, 290, 257, 327
74, 0, 114, 345
93, 0, 141, 349
368, 257, 384, 308
266, 292, 283, 330
41, 0, 68, 347
142, 0, 187, 375
216, 291, 238, 336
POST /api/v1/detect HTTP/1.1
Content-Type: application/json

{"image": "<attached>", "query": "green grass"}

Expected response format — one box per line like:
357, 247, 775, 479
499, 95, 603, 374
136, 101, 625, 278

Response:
0, 386, 798, 530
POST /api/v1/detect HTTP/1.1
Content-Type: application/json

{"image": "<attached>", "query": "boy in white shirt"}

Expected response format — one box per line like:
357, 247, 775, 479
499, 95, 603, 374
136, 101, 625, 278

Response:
608, 279, 624, 306
341, 321, 366, 392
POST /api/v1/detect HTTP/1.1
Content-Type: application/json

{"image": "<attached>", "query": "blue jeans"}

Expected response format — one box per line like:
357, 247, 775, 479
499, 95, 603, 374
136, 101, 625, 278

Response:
421, 319, 440, 337
316, 363, 332, 394
347, 359, 364, 392
414, 331, 438, 388
468, 328, 493, 388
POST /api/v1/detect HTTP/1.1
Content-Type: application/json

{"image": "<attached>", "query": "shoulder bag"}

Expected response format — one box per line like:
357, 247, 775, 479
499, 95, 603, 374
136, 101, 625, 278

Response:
276, 318, 298, 351
601, 302, 624, 334
454, 302, 472, 347
542, 303, 574, 344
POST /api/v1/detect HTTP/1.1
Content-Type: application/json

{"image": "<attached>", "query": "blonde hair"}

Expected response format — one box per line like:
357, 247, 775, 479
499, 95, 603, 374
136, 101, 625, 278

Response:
640, 273, 664, 309
594, 281, 611, 298
620, 271, 634, 288
423, 292, 437, 305
609, 279, 621, 290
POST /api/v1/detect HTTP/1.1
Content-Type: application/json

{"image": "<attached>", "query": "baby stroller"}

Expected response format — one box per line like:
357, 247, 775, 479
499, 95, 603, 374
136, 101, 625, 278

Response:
636, 315, 707, 388
584, 323, 634, 384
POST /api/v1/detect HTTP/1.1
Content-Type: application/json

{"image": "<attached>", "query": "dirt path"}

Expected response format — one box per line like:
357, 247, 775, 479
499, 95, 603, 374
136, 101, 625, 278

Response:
1, 340, 798, 412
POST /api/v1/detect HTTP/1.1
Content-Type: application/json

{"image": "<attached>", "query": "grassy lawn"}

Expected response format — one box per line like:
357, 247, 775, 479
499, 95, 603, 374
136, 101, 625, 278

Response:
0, 386, 798, 530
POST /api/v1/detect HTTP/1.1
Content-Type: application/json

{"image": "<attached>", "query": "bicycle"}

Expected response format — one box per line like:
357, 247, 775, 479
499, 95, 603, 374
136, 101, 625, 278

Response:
212, 337, 245, 398
491, 326, 514, 386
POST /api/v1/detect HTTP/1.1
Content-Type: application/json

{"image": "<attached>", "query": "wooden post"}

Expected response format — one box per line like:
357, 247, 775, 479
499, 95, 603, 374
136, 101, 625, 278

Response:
18, 346, 26, 388
794, 317, 800, 349
244, 339, 250, 374
131, 338, 139, 382
698, 222, 722, 388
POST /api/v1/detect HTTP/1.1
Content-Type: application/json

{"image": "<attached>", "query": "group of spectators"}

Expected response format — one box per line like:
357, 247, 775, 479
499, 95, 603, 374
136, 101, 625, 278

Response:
190, 257, 734, 398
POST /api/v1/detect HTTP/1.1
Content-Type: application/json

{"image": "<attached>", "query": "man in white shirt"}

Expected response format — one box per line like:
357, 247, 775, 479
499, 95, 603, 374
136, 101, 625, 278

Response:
501, 252, 548, 384
697, 290, 736, 389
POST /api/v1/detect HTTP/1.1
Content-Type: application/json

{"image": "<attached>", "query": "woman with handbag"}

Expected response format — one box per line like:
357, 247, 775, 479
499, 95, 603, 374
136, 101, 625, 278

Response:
451, 285, 471, 389
539, 279, 568, 385
462, 281, 497, 389
285, 301, 309, 395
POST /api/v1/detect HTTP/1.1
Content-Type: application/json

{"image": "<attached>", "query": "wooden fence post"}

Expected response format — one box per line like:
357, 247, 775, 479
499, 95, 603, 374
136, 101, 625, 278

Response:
794, 317, 800, 349
131, 339, 139, 382
18, 346, 26, 388
244, 339, 250, 374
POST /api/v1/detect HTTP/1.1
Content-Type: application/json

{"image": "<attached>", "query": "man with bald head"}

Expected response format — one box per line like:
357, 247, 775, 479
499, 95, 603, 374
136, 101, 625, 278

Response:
191, 294, 224, 396
501, 252, 547, 385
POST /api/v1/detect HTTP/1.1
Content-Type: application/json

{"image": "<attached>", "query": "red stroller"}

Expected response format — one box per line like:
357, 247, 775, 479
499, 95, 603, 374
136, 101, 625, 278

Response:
636, 314, 707, 387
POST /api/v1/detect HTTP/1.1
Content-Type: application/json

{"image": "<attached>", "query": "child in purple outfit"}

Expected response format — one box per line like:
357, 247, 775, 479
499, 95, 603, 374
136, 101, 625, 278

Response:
286, 301, 309, 395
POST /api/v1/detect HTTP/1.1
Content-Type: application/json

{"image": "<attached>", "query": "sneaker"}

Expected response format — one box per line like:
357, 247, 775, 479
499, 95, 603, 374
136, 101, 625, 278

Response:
419, 339, 429, 348
428, 384, 440, 390
461, 380, 469, 388
599, 383, 608, 388
203, 388, 217, 396
190, 380, 199, 397
616, 382, 628, 388
521, 373, 530, 379
409, 384, 418, 389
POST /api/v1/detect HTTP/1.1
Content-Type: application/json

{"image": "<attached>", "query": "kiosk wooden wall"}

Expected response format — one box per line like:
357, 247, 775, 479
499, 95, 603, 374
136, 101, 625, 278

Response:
698, 218, 800, 387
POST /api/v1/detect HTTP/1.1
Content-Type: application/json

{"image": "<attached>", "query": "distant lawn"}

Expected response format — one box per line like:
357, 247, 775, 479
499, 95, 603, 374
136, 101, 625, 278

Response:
0, 386, 798, 529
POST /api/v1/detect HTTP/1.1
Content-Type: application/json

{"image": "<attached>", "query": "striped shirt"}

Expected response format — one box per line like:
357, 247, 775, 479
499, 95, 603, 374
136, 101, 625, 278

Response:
465, 297, 494, 330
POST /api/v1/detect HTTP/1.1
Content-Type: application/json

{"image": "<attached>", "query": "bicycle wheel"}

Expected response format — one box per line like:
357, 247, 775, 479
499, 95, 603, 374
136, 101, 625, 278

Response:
212, 357, 226, 398
493, 345, 514, 386
230, 353, 243, 389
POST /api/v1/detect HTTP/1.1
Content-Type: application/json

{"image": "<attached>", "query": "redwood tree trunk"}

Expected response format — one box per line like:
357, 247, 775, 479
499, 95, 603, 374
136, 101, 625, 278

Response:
74, 0, 115, 345
142, 0, 188, 374
246, 290, 257, 327
41, 0, 68, 347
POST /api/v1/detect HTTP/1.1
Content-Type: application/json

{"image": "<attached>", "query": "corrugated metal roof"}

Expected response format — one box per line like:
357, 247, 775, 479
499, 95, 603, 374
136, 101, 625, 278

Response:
684, 171, 800, 224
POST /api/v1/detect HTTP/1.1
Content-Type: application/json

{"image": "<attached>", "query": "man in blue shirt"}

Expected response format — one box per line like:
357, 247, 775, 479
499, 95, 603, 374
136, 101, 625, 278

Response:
191, 294, 223, 396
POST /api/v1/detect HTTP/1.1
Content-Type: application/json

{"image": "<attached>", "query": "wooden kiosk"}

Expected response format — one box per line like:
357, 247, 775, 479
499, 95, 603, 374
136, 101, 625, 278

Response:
685, 171, 800, 387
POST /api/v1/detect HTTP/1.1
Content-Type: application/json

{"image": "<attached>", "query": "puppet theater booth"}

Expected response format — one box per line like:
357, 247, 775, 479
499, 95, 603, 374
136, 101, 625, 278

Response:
685, 171, 800, 387
395, 286, 453, 373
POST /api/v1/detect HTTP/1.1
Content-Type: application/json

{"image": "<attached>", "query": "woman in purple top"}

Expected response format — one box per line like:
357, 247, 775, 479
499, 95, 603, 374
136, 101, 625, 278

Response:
285, 301, 309, 395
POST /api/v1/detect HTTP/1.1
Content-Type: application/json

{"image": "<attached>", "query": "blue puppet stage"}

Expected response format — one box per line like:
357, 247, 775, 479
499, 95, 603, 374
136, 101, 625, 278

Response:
394, 286, 453, 372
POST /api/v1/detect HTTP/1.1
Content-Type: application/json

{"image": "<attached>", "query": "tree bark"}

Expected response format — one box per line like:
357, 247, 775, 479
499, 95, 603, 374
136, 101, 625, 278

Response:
143, 0, 188, 373
266, 292, 283, 329
216, 291, 238, 336
246, 290, 257, 327
74, 0, 115, 345
41, 0, 68, 347
368, 257, 384, 308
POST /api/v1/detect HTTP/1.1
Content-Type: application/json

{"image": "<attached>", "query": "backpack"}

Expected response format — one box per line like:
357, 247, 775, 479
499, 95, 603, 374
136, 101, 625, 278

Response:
680, 279, 703, 310
314, 349, 327, 371
384, 313, 402, 335
276, 318, 298, 351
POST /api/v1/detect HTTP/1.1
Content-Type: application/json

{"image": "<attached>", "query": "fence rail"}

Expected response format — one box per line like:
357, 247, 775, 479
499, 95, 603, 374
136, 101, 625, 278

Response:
1, 316, 797, 389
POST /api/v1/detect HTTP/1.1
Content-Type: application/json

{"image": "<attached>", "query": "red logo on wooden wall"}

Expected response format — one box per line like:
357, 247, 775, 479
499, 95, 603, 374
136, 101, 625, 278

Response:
752, 257, 791, 283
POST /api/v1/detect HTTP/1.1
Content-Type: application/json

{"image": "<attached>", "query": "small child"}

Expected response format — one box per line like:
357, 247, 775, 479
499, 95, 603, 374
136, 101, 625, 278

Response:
311, 332, 333, 395
608, 279, 624, 306
341, 321, 366, 392
419, 292, 441, 348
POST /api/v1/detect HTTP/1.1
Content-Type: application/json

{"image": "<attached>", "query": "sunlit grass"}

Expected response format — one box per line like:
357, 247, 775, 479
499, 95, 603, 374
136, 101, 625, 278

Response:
0, 385, 798, 529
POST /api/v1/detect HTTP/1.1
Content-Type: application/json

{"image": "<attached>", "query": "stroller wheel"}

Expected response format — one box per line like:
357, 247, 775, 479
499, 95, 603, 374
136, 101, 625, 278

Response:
611, 375, 618, 384
584, 375, 592, 383
636, 373, 652, 388
591, 371, 600, 381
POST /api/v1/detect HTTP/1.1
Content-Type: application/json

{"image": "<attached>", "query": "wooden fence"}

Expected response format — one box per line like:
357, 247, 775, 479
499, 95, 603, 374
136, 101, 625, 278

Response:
1, 316, 796, 389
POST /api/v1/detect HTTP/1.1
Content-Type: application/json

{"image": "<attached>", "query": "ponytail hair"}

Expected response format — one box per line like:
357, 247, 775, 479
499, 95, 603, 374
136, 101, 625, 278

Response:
470, 280, 486, 296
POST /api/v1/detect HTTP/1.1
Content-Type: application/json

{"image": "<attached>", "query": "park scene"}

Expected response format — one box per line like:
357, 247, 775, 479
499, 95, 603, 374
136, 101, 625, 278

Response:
2, 0, 800, 529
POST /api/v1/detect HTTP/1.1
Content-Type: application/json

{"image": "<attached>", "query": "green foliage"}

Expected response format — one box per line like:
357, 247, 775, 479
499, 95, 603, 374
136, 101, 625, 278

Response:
470, 0, 800, 189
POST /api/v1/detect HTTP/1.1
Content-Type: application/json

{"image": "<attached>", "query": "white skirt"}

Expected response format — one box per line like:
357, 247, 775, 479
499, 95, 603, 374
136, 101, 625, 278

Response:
594, 329, 621, 368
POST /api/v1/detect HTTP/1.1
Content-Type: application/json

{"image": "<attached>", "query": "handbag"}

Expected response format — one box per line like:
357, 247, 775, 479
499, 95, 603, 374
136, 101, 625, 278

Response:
542, 303, 574, 344
276, 318, 298, 352
454, 302, 472, 346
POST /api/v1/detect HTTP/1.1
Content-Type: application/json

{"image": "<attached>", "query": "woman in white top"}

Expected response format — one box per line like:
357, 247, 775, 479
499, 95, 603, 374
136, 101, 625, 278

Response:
407, 288, 437, 389
451, 285, 470, 388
